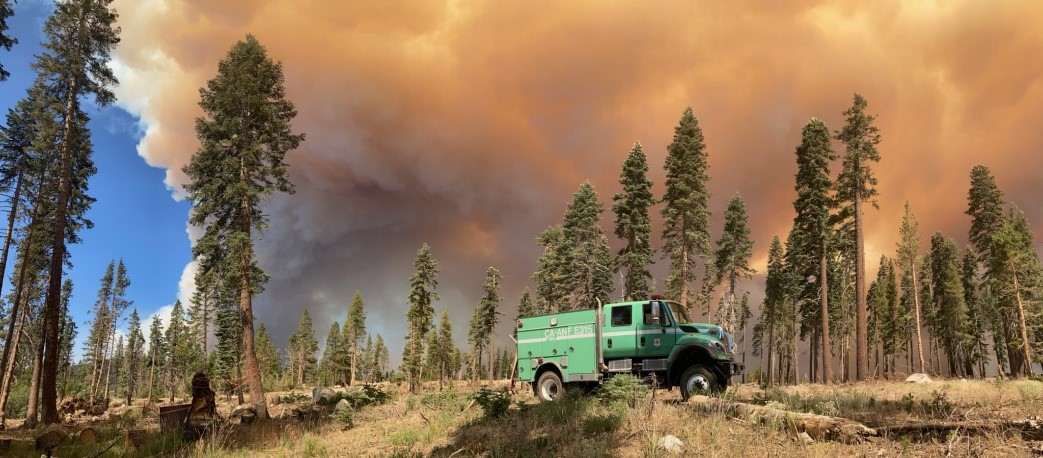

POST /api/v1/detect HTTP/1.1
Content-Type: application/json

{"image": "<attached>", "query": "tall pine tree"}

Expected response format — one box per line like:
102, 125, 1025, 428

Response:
403, 243, 438, 393
790, 118, 836, 383
835, 93, 881, 381
122, 309, 144, 405
182, 35, 304, 420
35, 0, 120, 424
561, 181, 612, 309
704, 194, 754, 368
532, 225, 570, 313
344, 291, 366, 386
287, 309, 317, 387
661, 107, 712, 316
989, 205, 1040, 377
612, 141, 654, 300
896, 202, 926, 373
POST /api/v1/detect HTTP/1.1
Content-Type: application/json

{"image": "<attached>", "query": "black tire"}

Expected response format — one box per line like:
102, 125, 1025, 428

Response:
535, 371, 565, 402
679, 365, 719, 401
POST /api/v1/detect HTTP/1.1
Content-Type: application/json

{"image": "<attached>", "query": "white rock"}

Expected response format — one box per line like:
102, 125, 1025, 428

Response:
657, 435, 684, 454
798, 431, 815, 444
905, 373, 932, 384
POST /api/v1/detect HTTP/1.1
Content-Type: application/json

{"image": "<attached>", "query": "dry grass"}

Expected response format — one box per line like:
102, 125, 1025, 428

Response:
0, 378, 1039, 457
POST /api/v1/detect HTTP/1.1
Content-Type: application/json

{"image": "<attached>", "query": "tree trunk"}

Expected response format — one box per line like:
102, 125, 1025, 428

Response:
0, 287, 28, 429
350, 344, 357, 387
911, 270, 926, 373
854, 195, 869, 381
767, 320, 775, 386
791, 301, 799, 384
102, 330, 116, 404
0, 164, 24, 303
24, 332, 45, 428
680, 249, 692, 317
40, 79, 81, 425
488, 338, 495, 382
147, 345, 156, 403
1011, 270, 1034, 378
820, 255, 832, 384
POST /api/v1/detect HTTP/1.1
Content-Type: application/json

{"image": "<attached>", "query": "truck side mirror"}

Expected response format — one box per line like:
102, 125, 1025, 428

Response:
651, 302, 660, 323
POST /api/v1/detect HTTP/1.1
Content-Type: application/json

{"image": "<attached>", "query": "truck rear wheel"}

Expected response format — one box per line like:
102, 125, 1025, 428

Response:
535, 371, 565, 402
679, 365, 718, 401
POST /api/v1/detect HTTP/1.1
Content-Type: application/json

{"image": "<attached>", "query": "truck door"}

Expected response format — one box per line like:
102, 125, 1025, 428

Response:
602, 304, 636, 359
636, 300, 676, 359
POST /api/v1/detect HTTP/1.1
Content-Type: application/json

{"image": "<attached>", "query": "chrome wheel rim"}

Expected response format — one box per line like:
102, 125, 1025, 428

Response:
686, 373, 710, 394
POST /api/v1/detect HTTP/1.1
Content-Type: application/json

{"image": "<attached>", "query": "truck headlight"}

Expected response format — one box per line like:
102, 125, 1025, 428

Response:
710, 342, 726, 354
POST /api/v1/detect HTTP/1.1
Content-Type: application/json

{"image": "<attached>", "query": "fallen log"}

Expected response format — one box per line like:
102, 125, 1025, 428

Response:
879, 418, 1043, 441
687, 395, 877, 443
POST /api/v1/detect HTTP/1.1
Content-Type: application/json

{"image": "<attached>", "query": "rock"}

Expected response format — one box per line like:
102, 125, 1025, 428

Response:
78, 427, 99, 444
312, 387, 336, 405
111, 399, 126, 408
91, 416, 100, 423
334, 399, 351, 412
798, 431, 815, 445
657, 435, 684, 455
905, 373, 932, 384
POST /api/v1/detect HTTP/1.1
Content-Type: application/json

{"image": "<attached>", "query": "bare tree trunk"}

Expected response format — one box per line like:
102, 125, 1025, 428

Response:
0, 291, 28, 429
488, 338, 495, 382
350, 344, 357, 387
1012, 270, 1033, 378
820, 255, 832, 384
102, 330, 115, 404
791, 301, 798, 384
239, 184, 268, 419
147, 345, 156, 403
911, 270, 926, 373
24, 332, 45, 428
0, 164, 24, 303
854, 195, 869, 380
767, 321, 775, 386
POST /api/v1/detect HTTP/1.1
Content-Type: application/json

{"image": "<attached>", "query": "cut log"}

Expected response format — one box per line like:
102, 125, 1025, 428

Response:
879, 418, 1043, 441
687, 395, 877, 443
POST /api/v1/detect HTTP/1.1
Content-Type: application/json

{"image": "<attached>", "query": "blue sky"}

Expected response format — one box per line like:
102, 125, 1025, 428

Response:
2, 1, 191, 357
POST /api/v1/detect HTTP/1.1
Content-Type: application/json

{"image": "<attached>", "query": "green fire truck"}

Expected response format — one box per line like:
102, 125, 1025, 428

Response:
516, 296, 742, 402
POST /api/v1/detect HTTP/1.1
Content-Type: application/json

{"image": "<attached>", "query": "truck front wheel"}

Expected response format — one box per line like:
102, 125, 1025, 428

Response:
535, 371, 565, 402
679, 365, 718, 401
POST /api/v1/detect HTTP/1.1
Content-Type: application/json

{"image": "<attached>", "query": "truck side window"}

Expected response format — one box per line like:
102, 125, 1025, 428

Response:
611, 306, 632, 326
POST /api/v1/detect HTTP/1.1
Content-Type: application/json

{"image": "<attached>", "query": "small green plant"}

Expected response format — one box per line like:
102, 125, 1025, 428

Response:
326, 384, 393, 410
333, 405, 355, 429
583, 414, 624, 434
472, 387, 512, 418
597, 375, 649, 407
420, 385, 467, 410
301, 435, 329, 457
922, 390, 955, 418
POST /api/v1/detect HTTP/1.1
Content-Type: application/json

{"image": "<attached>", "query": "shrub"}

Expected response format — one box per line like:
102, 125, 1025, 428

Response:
472, 387, 511, 418
597, 374, 649, 407
420, 385, 467, 410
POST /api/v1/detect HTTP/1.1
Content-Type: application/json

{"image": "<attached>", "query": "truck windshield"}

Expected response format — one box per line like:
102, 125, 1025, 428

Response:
665, 301, 693, 324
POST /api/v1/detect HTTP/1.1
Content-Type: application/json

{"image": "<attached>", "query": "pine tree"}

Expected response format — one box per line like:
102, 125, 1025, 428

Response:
255, 323, 281, 389
930, 233, 970, 376
753, 236, 797, 385
612, 141, 654, 300
960, 248, 988, 377
211, 281, 242, 395
34, 0, 120, 424
0, 97, 38, 299
988, 205, 1040, 377
789, 118, 837, 383
562, 182, 613, 309
182, 35, 304, 420
0, 0, 15, 81
404, 243, 439, 393
661, 107, 712, 316
187, 269, 214, 356
122, 309, 144, 405
895, 202, 927, 373
165, 300, 193, 401
966, 165, 1011, 374
430, 309, 454, 389
146, 315, 164, 403
56, 279, 76, 400
373, 334, 389, 382
320, 322, 344, 386
515, 287, 535, 338
360, 335, 374, 382
468, 267, 502, 381
532, 225, 570, 313
101, 259, 131, 404
705, 194, 755, 367
288, 309, 318, 387
344, 291, 366, 386
834, 93, 881, 381
86, 261, 114, 403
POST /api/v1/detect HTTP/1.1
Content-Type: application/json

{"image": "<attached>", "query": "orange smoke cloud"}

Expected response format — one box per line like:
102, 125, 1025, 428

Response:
109, 0, 1043, 352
